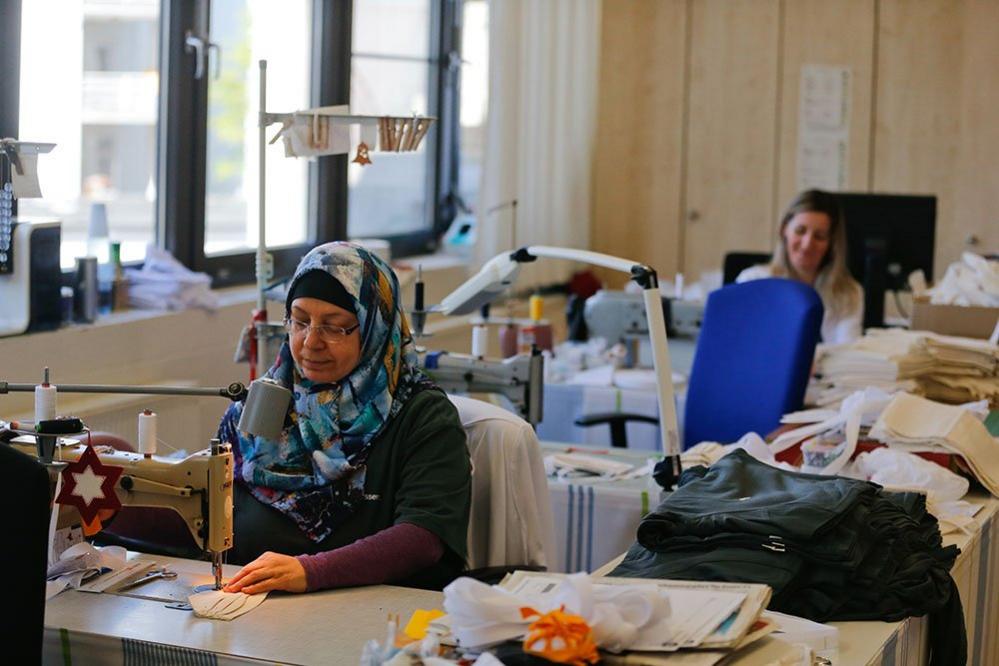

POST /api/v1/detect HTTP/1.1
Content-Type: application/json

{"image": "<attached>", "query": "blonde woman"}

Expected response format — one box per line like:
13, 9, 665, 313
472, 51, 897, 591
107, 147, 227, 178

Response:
737, 189, 864, 344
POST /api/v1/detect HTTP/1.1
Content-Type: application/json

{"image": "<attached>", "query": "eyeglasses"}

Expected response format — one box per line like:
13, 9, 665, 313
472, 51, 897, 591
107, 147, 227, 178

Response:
284, 317, 360, 343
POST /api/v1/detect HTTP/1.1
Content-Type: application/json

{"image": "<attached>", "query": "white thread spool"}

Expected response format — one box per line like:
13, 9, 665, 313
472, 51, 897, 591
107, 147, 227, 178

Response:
34, 384, 57, 425
138, 410, 157, 456
471, 324, 488, 359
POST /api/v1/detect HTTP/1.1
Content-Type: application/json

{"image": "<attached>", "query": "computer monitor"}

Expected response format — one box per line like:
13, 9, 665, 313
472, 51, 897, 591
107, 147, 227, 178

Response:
837, 193, 937, 329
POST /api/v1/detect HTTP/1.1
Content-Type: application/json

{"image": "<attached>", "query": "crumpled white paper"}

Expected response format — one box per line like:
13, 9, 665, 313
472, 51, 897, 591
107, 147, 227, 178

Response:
852, 447, 969, 504
443, 572, 668, 652
45, 542, 128, 599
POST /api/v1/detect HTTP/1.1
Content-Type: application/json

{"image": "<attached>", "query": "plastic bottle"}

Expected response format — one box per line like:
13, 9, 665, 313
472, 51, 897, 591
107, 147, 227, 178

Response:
87, 202, 113, 314
519, 294, 553, 352
110, 241, 129, 311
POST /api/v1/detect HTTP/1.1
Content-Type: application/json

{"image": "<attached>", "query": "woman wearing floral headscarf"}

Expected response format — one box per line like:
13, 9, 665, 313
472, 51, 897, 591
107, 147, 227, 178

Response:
218, 242, 471, 594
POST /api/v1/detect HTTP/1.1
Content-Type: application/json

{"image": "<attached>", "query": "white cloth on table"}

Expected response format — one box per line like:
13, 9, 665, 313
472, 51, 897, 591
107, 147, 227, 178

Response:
870, 392, 999, 496
450, 396, 556, 571
188, 589, 267, 620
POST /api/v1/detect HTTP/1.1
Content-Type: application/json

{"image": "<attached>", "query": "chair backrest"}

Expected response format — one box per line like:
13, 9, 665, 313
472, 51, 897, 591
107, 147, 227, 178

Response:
449, 395, 556, 571
683, 279, 823, 449
723, 251, 772, 285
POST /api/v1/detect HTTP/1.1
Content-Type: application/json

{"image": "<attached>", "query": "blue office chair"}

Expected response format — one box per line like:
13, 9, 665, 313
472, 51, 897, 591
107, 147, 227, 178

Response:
683, 279, 823, 449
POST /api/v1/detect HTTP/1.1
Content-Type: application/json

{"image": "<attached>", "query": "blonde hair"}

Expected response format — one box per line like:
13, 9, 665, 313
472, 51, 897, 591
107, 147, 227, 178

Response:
769, 189, 861, 316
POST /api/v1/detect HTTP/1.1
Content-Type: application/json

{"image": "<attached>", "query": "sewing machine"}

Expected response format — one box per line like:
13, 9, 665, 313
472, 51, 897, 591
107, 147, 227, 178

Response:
419, 349, 544, 425
0, 374, 251, 590
584, 289, 704, 367
6, 434, 233, 579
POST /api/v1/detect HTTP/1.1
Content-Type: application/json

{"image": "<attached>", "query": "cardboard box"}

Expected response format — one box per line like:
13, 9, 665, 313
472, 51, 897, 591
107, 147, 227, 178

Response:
910, 297, 999, 339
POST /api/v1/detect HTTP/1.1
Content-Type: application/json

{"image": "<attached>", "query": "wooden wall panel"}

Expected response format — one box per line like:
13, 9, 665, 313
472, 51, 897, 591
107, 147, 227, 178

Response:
590, 0, 687, 286
951, 0, 999, 260
777, 0, 875, 220
683, 0, 780, 279
590, 0, 999, 288
874, 0, 963, 276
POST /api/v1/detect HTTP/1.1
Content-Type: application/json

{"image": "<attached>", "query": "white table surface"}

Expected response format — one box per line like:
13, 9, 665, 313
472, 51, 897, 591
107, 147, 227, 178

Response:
45, 555, 441, 665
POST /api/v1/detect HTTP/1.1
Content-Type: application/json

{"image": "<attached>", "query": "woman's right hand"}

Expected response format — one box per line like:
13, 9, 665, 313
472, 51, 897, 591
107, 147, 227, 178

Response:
223, 551, 308, 594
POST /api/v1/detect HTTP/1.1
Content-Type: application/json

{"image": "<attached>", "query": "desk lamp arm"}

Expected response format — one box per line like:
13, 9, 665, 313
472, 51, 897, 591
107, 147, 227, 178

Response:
433, 245, 682, 485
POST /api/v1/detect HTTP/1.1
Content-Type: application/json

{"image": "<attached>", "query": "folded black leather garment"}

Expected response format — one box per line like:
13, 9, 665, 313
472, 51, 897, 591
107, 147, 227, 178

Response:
612, 449, 965, 666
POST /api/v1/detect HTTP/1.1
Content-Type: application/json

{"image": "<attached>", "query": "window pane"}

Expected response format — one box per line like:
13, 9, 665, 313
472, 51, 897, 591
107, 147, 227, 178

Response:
459, 0, 488, 215
352, 0, 431, 59
19, 0, 160, 268
350, 56, 430, 117
348, 149, 430, 238
348, 56, 432, 238
204, 0, 312, 256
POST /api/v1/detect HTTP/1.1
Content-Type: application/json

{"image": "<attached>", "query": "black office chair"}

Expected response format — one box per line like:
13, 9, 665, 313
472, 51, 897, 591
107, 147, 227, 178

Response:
573, 412, 660, 448
722, 252, 772, 285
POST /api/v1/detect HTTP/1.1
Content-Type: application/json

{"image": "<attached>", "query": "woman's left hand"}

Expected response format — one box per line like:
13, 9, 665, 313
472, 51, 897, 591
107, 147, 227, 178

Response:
223, 551, 308, 594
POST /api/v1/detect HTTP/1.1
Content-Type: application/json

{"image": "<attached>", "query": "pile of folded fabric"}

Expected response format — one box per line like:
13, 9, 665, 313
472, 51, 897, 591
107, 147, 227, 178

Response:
611, 450, 966, 666
812, 328, 999, 406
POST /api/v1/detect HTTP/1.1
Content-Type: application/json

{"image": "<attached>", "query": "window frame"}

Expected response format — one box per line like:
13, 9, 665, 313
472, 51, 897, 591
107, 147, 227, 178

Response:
0, 1, 22, 178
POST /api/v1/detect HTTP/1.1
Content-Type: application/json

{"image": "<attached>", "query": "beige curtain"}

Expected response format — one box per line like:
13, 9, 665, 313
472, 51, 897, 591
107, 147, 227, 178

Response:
475, 0, 602, 287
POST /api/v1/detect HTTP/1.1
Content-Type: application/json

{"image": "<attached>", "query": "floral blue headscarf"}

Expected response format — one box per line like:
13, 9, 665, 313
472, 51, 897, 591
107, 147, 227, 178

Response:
218, 242, 436, 542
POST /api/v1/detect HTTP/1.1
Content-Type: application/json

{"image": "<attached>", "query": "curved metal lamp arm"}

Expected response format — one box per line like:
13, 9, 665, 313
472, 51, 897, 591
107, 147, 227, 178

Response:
433, 245, 682, 484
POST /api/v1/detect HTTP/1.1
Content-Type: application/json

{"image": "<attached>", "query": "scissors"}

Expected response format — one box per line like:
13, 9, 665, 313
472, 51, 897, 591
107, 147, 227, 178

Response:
116, 568, 178, 591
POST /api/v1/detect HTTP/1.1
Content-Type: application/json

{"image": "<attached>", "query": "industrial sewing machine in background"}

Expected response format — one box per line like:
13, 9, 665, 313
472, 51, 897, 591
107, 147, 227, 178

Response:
419, 347, 544, 426
584, 290, 704, 368
410, 266, 545, 427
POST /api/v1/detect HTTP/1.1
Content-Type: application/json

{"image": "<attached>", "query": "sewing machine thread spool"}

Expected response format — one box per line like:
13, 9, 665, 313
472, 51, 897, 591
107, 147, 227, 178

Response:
238, 378, 292, 440
137, 409, 157, 456
34, 367, 56, 424
471, 324, 488, 359
499, 321, 519, 358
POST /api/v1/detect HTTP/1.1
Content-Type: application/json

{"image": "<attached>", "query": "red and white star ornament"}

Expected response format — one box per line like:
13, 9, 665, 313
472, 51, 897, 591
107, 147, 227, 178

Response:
55, 444, 124, 527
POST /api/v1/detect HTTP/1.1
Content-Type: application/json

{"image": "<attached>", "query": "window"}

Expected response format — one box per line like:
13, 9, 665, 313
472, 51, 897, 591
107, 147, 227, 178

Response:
348, 0, 434, 244
18, 0, 161, 269
1, 0, 468, 286
203, 0, 312, 256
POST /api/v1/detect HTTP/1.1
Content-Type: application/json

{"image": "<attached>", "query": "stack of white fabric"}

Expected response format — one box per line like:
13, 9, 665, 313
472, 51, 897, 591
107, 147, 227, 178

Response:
125, 245, 219, 311
812, 328, 999, 406
869, 392, 999, 497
